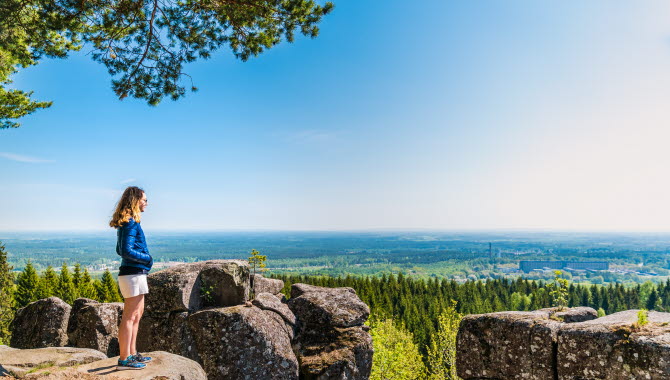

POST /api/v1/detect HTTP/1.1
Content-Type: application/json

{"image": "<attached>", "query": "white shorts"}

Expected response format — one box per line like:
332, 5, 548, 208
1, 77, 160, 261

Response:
118, 274, 149, 299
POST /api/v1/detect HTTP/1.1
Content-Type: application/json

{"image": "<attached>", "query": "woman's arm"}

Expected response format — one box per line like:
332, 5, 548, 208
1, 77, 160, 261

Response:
119, 221, 152, 265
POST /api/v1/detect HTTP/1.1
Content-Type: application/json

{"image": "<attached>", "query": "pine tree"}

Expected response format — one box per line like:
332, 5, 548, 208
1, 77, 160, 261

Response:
36, 266, 58, 300
15, 261, 39, 307
0, 243, 15, 345
72, 263, 82, 288
78, 267, 97, 299
248, 249, 267, 277
94, 279, 108, 302
1, 0, 334, 128
56, 263, 77, 304
100, 269, 122, 302
646, 289, 660, 311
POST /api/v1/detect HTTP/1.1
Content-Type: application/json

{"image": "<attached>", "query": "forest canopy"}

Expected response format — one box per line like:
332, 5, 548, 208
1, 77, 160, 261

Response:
0, 0, 334, 128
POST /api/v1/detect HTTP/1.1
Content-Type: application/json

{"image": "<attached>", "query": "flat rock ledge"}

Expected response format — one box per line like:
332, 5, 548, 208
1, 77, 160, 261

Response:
78, 351, 207, 380
0, 349, 206, 380
0, 345, 107, 378
456, 307, 670, 380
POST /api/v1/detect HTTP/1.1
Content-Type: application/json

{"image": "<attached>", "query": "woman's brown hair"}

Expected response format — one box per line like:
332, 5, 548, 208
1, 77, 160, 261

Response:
109, 186, 145, 228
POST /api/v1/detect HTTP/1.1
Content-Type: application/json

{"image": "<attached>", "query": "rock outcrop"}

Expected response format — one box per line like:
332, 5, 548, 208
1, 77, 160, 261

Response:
137, 260, 254, 366
0, 345, 107, 377
66, 298, 98, 336
137, 311, 199, 361
457, 308, 568, 379
7, 260, 373, 380
558, 310, 670, 380
10, 297, 72, 349
289, 284, 370, 327
138, 261, 371, 379
145, 260, 250, 313
252, 292, 296, 330
252, 273, 285, 295
289, 283, 373, 380
67, 300, 124, 356
456, 307, 670, 380
189, 305, 299, 380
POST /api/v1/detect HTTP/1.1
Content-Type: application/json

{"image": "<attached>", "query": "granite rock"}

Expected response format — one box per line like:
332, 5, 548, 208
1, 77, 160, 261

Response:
77, 350, 207, 380
67, 301, 124, 356
145, 260, 249, 313
10, 297, 71, 349
0, 346, 106, 377
288, 284, 369, 328
252, 274, 284, 295
137, 311, 199, 361
558, 310, 670, 380
188, 305, 298, 380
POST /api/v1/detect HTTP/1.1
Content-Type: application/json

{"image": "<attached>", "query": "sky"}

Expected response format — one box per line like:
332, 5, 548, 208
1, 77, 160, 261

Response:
3, 0, 670, 231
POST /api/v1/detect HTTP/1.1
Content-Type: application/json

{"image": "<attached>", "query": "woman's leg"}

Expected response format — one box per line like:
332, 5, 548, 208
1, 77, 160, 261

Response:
129, 294, 145, 355
119, 295, 144, 360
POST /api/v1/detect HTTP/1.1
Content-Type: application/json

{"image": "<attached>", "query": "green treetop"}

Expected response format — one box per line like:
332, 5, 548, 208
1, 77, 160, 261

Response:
72, 263, 82, 289
547, 270, 570, 310
36, 265, 58, 300
78, 267, 98, 300
56, 262, 77, 304
248, 249, 267, 277
1, 0, 334, 128
426, 301, 462, 379
15, 261, 39, 308
98, 269, 122, 302
369, 317, 427, 380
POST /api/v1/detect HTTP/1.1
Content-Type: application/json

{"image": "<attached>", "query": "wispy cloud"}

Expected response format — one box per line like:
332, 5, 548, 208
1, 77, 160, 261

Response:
120, 178, 136, 184
0, 152, 54, 163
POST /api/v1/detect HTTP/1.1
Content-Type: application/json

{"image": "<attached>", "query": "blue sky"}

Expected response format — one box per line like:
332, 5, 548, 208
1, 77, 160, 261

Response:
3, 0, 670, 231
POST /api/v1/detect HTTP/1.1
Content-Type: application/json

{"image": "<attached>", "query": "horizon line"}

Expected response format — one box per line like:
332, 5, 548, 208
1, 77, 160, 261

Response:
4, 227, 670, 234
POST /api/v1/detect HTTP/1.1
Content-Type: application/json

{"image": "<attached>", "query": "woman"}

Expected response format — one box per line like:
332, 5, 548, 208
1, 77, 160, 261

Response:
109, 186, 153, 370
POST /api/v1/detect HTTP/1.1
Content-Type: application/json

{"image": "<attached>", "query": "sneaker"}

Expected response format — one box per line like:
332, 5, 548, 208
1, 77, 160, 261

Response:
132, 352, 152, 363
117, 355, 146, 370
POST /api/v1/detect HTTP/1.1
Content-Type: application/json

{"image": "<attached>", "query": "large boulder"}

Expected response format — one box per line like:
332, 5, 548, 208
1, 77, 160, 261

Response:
199, 263, 250, 307
188, 305, 299, 380
145, 260, 250, 313
294, 326, 373, 380
136, 311, 199, 361
78, 350, 207, 380
10, 297, 71, 349
0, 346, 106, 378
288, 284, 372, 379
558, 310, 670, 380
288, 284, 370, 328
66, 298, 99, 337
67, 301, 124, 356
457, 310, 560, 380
252, 274, 285, 295
456, 307, 598, 380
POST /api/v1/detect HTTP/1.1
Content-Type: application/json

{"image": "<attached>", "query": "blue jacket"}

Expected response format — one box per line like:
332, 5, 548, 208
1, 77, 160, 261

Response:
116, 218, 153, 271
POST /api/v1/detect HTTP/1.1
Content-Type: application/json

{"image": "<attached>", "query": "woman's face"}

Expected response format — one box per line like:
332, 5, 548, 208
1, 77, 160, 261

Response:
139, 192, 148, 212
